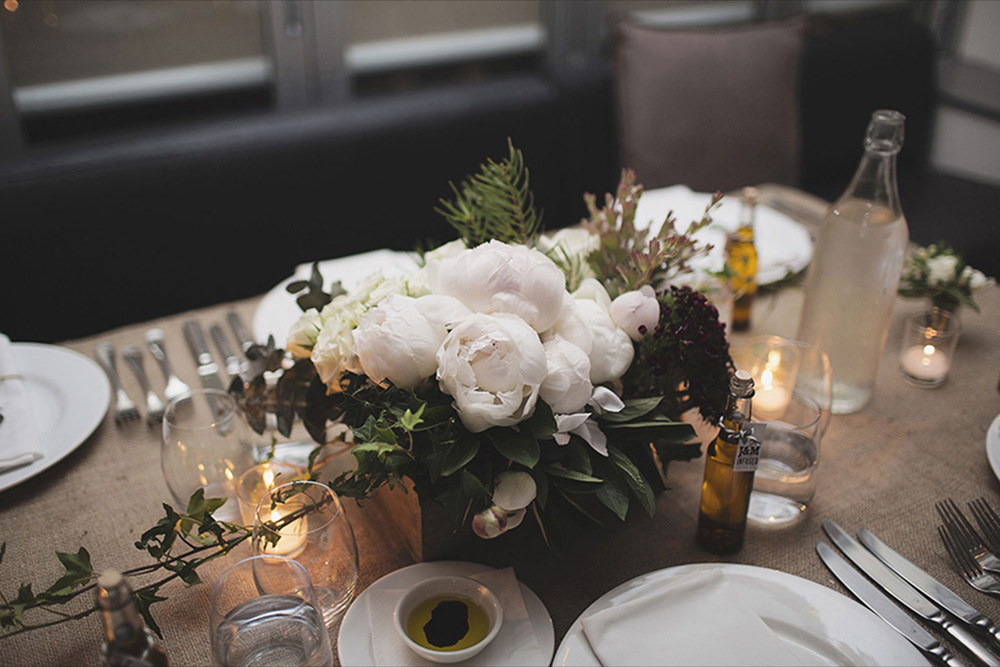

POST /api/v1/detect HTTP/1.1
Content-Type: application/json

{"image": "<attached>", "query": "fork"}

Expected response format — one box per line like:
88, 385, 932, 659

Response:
936, 498, 1000, 576
95, 342, 140, 425
969, 498, 1000, 555
938, 524, 1000, 597
145, 328, 191, 403
122, 344, 165, 425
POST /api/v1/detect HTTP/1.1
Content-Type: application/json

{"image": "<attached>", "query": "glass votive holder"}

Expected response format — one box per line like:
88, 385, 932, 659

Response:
898, 308, 961, 388
236, 461, 307, 525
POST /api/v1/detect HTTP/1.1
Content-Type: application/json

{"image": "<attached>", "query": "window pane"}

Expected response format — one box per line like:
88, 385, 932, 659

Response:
348, 0, 540, 45
1, 0, 264, 88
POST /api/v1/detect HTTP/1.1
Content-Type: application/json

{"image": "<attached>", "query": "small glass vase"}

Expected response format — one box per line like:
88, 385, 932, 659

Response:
930, 295, 961, 331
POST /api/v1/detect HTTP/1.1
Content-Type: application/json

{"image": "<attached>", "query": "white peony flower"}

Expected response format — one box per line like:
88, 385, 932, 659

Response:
428, 240, 567, 332
573, 278, 613, 312
412, 294, 473, 331
491, 471, 537, 512
926, 254, 959, 287
311, 316, 361, 392
353, 295, 445, 390
539, 336, 593, 414
287, 308, 322, 359
961, 265, 990, 290
571, 299, 634, 384
537, 227, 599, 276
436, 312, 547, 433
610, 285, 660, 341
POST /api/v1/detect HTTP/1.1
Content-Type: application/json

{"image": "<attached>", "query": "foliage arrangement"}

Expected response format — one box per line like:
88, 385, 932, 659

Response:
0, 142, 734, 641
898, 242, 993, 312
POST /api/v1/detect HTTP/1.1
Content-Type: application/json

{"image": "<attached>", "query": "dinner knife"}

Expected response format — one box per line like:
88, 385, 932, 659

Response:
182, 321, 225, 392
0, 452, 42, 475
860, 528, 1000, 653
817, 542, 964, 666
823, 519, 1000, 666
209, 323, 244, 385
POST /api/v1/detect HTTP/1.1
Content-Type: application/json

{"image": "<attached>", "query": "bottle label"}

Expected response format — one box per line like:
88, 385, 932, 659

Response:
733, 423, 766, 472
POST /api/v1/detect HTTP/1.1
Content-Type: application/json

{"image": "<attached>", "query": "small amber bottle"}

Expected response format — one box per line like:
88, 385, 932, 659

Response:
726, 187, 759, 332
696, 370, 757, 554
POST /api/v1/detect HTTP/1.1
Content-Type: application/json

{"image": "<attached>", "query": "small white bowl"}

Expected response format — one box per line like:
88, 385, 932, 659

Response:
393, 575, 503, 663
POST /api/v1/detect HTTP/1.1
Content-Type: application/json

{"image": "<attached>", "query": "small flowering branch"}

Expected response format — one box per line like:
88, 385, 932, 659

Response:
582, 170, 722, 297
898, 242, 993, 312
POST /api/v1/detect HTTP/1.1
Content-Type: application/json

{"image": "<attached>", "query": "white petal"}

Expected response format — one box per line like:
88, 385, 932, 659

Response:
590, 386, 625, 413
555, 413, 591, 431
573, 419, 609, 457
492, 471, 537, 511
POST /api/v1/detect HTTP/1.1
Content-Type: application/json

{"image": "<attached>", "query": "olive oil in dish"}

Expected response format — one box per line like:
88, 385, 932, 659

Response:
405, 595, 492, 651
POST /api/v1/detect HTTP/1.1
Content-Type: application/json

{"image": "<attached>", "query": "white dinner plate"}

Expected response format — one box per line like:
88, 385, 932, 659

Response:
985, 412, 1000, 481
633, 185, 814, 285
0, 343, 111, 493
252, 249, 420, 345
338, 561, 554, 666
553, 563, 929, 666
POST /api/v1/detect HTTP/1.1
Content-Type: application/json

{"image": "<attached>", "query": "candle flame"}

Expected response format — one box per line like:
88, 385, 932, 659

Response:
923, 345, 936, 356
761, 368, 774, 390
263, 468, 275, 489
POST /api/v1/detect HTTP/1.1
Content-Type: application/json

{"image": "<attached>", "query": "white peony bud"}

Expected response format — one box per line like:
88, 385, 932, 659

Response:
610, 285, 660, 341
491, 471, 537, 512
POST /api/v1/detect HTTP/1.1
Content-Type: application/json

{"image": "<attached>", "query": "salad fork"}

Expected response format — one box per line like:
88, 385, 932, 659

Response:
936, 498, 1000, 576
94, 342, 140, 425
969, 498, 1000, 555
122, 345, 164, 425
938, 525, 1000, 597
145, 328, 191, 403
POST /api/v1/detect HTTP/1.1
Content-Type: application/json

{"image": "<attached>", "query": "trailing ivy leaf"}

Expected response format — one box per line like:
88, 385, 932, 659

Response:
44, 548, 93, 596
608, 445, 655, 517
441, 436, 480, 477
486, 428, 540, 468
134, 589, 169, 639
399, 405, 425, 432
597, 397, 664, 423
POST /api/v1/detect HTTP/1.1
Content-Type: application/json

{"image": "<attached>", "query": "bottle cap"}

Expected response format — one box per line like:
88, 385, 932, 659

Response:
96, 570, 131, 610
731, 369, 755, 396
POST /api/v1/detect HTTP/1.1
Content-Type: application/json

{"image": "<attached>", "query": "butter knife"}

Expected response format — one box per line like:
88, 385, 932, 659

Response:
823, 519, 1000, 666
860, 528, 1000, 653
817, 542, 963, 666
182, 321, 225, 392
225, 311, 267, 379
0, 452, 42, 475
209, 324, 244, 385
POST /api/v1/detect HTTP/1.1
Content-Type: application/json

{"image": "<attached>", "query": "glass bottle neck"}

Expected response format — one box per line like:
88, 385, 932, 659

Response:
101, 600, 147, 645
840, 148, 901, 215
720, 393, 753, 434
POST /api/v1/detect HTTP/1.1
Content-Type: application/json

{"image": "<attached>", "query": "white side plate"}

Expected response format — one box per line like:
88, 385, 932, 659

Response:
986, 412, 1000, 481
0, 343, 111, 493
553, 563, 929, 666
338, 560, 553, 667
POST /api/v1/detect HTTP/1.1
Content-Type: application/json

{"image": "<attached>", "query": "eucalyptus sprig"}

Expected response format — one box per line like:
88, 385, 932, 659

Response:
435, 139, 542, 247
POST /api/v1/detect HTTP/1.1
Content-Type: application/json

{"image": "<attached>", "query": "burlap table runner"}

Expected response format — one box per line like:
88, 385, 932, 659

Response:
2, 280, 999, 666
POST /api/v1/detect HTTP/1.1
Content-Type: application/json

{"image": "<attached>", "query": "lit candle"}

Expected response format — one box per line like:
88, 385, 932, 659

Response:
900, 344, 951, 382
236, 461, 304, 525
753, 368, 791, 419
262, 506, 307, 557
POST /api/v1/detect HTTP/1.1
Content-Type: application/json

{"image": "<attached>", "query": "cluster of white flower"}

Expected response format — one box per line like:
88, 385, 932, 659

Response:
911, 245, 990, 291
286, 239, 661, 538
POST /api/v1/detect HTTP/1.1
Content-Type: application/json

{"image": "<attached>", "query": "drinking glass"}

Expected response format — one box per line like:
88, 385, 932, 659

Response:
898, 307, 961, 388
209, 554, 333, 667
734, 335, 833, 435
747, 386, 823, 527
253, 481, 359, 627
162, 388, 255, 522
237, 461, 306, 525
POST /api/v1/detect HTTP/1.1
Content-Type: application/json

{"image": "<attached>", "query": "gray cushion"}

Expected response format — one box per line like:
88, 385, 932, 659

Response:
615, 18, 805, 193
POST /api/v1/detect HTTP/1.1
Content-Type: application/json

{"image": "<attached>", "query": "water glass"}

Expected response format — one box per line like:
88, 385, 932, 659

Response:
162, 388, 255, 522
209, 554, 333, 667
898, 307, 961, 388
735, 335, 832, 435
253, 481, 359, 627
747, 387, 823, 527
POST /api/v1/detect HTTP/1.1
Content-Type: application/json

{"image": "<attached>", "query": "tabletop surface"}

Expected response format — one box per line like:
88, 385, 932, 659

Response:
3, 198, 1000, 665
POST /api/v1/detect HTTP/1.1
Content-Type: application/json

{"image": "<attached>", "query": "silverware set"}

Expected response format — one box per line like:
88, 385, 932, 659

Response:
94, 311, 259, 429
818, 502, 1000, 666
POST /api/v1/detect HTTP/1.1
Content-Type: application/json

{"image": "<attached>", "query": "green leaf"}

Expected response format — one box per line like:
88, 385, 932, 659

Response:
598, 397, 664, 423
0, 542, 5, 565
541, 465, 603, 484
592, 457, 630, 521
528, 467, 549, 510
486, 428, 540, 468
134, 589, 169, 639
608, 445, 655, 517
441, 436, 480, 477
522, 401, 557, 440
45, 548, 93, 596
399, 404, 425, 431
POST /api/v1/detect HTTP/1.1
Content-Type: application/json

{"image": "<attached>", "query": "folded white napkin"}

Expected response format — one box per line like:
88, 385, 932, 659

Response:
581, 569, 804, 667
0, 334, 42, 459
366, 566, 546, 666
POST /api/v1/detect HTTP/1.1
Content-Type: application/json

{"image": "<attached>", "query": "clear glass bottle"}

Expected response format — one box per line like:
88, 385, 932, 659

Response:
96, 571, 169, 667
696, 370, 756, 554
727, 186, 759, 331
796, 110, 908, 414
